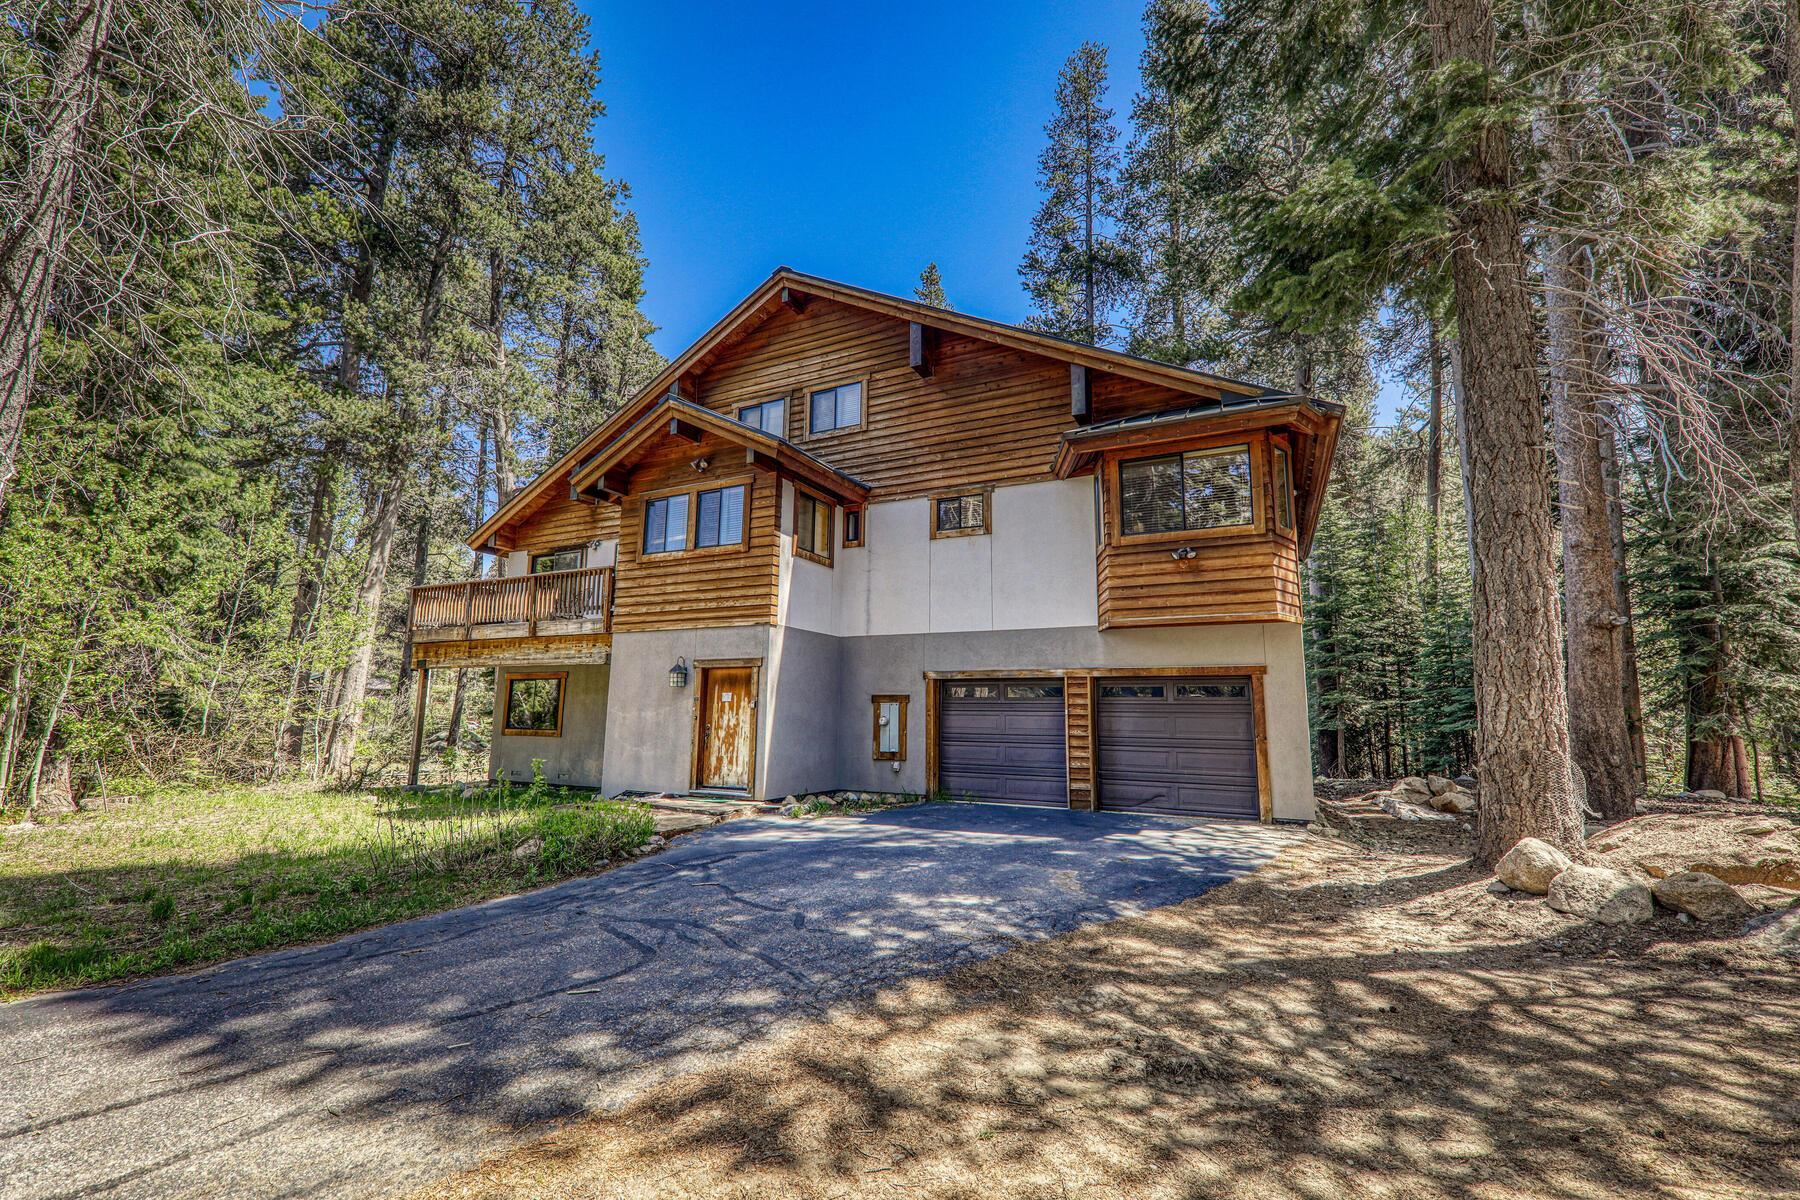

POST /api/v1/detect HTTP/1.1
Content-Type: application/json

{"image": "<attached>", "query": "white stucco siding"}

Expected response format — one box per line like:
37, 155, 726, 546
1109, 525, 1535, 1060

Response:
800, 478, 1099, 637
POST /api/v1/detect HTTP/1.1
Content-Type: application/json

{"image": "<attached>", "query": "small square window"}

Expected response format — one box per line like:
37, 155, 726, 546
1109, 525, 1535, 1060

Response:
503, 674, 564, 735
738, 398, 785, 436
842, 505, 864, 548
795, 490, 833, 565
809, 381, 863, 434
872, 694, 908, 761
932, 491, 988, 538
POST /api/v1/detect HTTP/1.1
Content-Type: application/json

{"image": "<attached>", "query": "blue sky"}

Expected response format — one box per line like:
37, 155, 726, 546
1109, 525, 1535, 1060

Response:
580, 0, 1407, 419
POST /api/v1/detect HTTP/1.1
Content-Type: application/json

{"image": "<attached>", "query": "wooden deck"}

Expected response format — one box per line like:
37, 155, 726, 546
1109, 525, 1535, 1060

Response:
408, 568, 613, 668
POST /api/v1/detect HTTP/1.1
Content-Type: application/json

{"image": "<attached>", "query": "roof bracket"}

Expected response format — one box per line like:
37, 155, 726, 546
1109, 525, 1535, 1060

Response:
667, 416, 702, 444
1071, 364, 1093, 425
780, 286, 809, 314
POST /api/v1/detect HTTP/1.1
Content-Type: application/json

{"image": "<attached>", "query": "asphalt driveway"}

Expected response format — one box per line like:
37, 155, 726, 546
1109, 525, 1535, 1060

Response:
0, 803, 1298, 1200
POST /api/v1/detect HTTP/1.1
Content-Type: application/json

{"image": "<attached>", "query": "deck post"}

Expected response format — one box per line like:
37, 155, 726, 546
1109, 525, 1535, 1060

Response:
407, 666, 429, 787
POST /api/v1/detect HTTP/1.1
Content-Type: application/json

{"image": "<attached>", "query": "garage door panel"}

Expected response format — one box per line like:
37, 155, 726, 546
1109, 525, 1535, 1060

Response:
1097, 677, 1259, 820
938, 680, 1067, 808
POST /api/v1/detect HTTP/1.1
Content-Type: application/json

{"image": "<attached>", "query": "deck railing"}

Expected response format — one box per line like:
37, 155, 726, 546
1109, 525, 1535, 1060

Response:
408, 566, 612, 637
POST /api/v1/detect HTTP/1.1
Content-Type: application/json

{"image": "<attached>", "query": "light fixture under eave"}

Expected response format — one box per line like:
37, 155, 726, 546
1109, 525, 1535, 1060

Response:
669, 657, 689, 688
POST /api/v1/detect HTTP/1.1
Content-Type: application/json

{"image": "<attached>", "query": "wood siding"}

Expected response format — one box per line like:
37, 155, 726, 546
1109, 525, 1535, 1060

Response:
610, 430, 781, 632
690, 298, 1213, 500
1064, 674, 1095, 811
1096, 431, 1303, 628
509, 489, 619, 558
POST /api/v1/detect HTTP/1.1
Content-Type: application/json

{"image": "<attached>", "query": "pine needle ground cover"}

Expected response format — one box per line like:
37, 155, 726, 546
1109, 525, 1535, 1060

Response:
0, 781, 654, 998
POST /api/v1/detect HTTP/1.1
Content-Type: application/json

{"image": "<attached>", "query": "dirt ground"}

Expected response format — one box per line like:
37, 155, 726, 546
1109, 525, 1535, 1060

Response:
412, 828, 1800, 1200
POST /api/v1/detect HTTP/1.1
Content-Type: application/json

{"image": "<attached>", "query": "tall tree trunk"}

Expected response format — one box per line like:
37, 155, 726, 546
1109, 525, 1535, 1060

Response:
25, 611, 88, 820
1601, 417, 1648, 784
323, 478, 404, 777
1307, 566, 1341, 776
0, 0, 115, 514
1428, 0, 1583, 866
1425, 317, 1444, 587
0, 644, 26, 804
276, 451, 337, 765
445, 668, 468, 751
1685, 568, 1751, 797
1789, 0, 1800, 546
1544, 231, 1638, 820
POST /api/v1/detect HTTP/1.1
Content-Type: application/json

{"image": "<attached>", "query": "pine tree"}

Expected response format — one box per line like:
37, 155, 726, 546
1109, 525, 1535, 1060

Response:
914, 263, 951, 309
1020, 43, 1133, 345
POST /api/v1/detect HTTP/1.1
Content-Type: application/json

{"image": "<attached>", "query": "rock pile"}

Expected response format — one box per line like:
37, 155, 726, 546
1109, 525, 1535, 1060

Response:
1365, 775, 1480, 821
1487, 813, 1798, 928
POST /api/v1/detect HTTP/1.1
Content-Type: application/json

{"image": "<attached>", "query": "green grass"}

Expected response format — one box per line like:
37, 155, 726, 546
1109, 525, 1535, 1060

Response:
0, 774, 654, 998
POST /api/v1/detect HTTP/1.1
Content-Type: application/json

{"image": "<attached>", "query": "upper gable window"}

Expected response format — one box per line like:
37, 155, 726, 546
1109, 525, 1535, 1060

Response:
694, 484, 746, 548
808, 381, 863, 435
738, 398, 785, 436
643, 493, 690, 554
1118, 444, 1253, 535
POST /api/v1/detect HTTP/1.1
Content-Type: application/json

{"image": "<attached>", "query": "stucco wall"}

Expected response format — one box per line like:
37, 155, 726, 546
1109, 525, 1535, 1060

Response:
761, 624, 842, 798
825, 623, 1314, 821
490, 663, 611, 788
599, 626, 773, 797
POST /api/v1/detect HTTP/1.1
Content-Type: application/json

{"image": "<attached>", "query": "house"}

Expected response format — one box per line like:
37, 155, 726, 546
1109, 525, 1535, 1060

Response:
406, 269, 1342, 822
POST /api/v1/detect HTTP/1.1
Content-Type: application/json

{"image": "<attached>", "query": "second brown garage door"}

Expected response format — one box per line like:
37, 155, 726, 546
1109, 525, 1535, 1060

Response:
937, 679, 1068, 806
1096, 677, 1259, 819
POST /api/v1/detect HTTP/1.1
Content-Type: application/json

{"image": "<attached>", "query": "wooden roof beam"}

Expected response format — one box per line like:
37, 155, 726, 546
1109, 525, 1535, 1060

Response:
1071, 364, 1093, 425
909, 321, 935, 378
780, 286, 809, 314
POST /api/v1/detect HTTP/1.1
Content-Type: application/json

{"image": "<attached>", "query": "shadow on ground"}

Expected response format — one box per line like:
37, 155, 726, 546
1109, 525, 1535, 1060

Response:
0, 804, 1295, 1200
412, 837, 1800, 1200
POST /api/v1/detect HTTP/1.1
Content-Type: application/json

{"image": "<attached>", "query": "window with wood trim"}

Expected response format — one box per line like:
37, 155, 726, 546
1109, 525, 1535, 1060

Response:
1117, 444, 1253, 536
694, 483, 746, 548
502, 673, 565, 736
1272, 445, 1294, 531
738, 398, 785, 435
642, 493, 690, 554
808, 380, 863, 434
842, 505, 864, 548
872, 694, 907, 760
531, 547, 583, 574
795, 489, 833, 565
932, 491, 988, 538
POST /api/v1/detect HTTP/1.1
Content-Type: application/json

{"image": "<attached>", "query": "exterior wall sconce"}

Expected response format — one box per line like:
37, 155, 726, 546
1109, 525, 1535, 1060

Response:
669, 656, 689, 688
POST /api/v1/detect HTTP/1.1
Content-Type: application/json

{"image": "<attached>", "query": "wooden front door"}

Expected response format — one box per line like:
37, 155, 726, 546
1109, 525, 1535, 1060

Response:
699, 666, 756, 790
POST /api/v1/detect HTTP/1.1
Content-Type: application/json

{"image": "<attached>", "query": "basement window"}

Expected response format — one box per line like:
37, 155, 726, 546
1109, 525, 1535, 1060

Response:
872, 694, 908, 761
502, 673, 565, 736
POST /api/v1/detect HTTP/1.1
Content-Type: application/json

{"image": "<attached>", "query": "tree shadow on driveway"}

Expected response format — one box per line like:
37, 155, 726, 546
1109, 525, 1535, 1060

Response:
0, 804, 1297, 1200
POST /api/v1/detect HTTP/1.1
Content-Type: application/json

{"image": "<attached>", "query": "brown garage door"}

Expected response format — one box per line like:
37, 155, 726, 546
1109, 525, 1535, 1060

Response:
937, 679, 1067, 806
1097, 677, 1258, 819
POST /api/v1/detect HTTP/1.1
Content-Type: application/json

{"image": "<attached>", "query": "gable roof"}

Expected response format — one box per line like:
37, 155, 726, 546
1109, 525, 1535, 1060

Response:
570, 396, 869, 505
469, 267, 1299, 552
